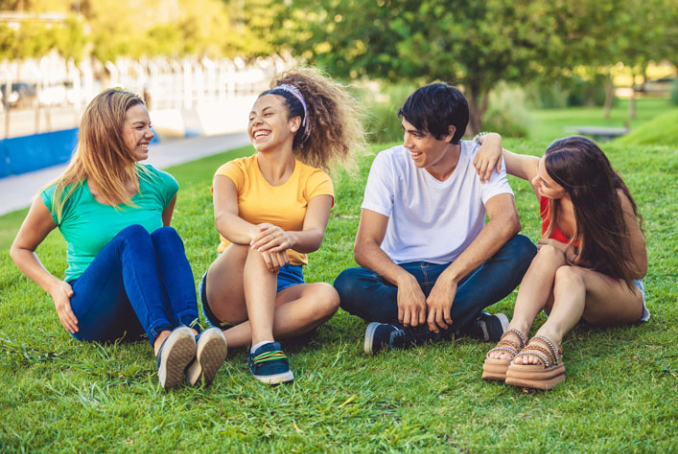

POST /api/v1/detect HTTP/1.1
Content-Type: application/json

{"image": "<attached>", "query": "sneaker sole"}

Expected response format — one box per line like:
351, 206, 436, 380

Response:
158, 327, 196, 389
254, 370, 295, 385
186, 330, 227, 387
364, 322, 380, 355
496, 313, 509, 333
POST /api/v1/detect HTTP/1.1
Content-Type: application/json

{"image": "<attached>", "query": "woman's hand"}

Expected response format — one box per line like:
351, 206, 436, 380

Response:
251, 223, 294, 253
537, 238, 577, 263
49, 280, 78, 334
473, 133, 503, 183
260, 250, 290, 273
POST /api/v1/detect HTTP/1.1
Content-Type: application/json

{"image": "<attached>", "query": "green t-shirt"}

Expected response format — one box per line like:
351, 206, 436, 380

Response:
41, 164, 179, 282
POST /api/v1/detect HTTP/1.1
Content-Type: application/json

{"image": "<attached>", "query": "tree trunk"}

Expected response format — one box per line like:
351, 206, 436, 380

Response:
603, 70, 614, 119
628, 68, 637, 120
466, 84, 488, 137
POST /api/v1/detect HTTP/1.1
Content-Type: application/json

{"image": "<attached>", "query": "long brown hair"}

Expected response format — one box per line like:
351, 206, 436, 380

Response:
543, 136, 642, 287
262, 67, 365, 171
45, 88, 147, 222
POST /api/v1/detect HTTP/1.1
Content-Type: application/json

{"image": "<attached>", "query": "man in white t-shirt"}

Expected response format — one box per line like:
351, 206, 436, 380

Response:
334, 83, 537, 354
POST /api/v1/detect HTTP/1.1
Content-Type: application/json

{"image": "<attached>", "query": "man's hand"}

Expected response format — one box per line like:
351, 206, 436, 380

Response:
426, 277, 457, 333
397, 274, 427, 327
50, 281, 78, 334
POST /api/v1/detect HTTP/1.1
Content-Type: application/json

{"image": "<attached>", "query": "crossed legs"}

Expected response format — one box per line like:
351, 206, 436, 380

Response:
205, 244, 340, 349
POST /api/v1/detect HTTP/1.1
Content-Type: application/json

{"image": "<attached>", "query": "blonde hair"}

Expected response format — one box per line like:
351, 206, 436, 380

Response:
264, 67, 365, 172
45, 88, 147, 222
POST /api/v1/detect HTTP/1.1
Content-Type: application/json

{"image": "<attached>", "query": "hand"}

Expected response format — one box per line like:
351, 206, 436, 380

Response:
426, 277, 457, 333
251, 223, 293, 253
396, 275, 427, 328
537, 238, 577, 262
473, 133, 503, 183
50, 281, 78, 334
260, 250, 290, 273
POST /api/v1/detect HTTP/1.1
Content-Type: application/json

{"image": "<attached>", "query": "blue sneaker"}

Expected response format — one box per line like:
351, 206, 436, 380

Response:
364, 322, 408, 355
156, 326, 196, 389
186, 327, 228, 387
468, 312, 509, 342
248, 342, 294, 385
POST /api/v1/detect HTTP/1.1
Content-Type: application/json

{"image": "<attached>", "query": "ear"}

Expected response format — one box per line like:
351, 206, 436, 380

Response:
289, 116, 302, 133
446, 125, 456, 143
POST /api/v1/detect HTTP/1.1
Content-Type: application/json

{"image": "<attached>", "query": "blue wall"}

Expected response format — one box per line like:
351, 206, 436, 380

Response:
0, 128, 79, 178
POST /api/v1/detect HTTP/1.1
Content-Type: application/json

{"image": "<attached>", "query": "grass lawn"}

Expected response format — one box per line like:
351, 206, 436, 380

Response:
1, 134, 676, 453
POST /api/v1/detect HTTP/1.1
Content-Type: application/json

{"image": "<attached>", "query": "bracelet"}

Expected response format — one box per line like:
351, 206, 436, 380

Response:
473, 131, 492, 141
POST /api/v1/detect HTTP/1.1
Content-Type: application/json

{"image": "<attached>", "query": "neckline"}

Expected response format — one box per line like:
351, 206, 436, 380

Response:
85, 179, 139, 208
254, 154, 299, 188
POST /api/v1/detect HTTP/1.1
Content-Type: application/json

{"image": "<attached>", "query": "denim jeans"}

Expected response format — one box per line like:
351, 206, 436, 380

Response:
69, 225, 200, 346
334, 234, 537, 332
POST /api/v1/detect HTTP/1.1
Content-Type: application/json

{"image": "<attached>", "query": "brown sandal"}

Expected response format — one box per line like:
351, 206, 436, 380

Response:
482, 329, 528, 381
505, 335, 565, 390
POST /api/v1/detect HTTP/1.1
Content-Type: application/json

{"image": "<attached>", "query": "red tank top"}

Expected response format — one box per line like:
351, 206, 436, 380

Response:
540, 196, 580, 246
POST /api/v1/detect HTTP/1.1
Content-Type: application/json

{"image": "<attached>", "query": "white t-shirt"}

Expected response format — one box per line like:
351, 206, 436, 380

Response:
361, 141, 514, 265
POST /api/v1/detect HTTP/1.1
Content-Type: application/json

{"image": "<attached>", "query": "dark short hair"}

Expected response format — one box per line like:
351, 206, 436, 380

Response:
397, 83, 469, 144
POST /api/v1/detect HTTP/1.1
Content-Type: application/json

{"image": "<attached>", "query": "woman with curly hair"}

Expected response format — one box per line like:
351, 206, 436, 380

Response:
475, 135, 648, 390
10, 89, 227, 390
200, 68, 364, 384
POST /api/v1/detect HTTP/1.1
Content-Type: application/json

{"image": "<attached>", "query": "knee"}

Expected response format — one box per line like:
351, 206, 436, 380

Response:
312, 283, 340, 318
534, 244, 566, 265
151, 226, 179, 241
333, 268, 364, 308
554, 265, 584, 288
119, 224, 149, 239
510, 235, 538, 261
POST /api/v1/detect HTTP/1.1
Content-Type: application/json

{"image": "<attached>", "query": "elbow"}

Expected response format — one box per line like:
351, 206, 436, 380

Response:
506, 211, 521, 237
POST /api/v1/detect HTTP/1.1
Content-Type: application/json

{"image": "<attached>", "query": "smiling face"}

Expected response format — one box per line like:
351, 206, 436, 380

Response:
532, 157, 568, 199
122, 104, 154, 162
401, 118, 455, 170
248, 94, 300, 153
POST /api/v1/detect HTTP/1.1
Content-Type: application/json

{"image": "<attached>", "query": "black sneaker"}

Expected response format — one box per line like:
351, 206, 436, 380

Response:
467, 312, 509, 342
186, 327, 227, 387
248, 342, 294, 385
156, 326, 196, 389
364, 322, 408, 355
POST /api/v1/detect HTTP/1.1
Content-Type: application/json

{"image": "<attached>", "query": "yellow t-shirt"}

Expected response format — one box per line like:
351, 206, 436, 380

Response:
214, 155, 334, 265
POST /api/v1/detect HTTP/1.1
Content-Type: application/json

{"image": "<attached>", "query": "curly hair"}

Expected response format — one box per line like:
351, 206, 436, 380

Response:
261, 67, 365, 171
543, 136, 643, 288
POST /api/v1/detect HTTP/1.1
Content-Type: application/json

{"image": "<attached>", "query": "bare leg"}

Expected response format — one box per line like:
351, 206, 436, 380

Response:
205, 244, 340, 349
515, 265, 644, 365
488, 245, 565, 360
223, 283, 340, 349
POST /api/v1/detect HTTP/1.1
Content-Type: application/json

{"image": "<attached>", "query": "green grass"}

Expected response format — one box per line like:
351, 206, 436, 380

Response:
615, 109, 678, 147
1, 139, 676, 453
527, 98, 674, 146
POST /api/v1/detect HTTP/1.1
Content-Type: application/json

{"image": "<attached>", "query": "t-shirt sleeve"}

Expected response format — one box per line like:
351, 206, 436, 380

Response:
214, 160, 245, 193
146, 165, 179, 209
40, 184, 60, 226
305, 168, 334, 204
361, 151, 395, 218
480, 157, 514, 204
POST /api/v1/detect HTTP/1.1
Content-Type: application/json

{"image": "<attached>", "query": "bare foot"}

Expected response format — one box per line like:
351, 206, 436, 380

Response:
487, 330, 525, 361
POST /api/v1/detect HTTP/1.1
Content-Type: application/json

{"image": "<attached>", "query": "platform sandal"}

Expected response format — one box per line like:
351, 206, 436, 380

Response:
481, 328, 528, 381
505, 334, 565, 390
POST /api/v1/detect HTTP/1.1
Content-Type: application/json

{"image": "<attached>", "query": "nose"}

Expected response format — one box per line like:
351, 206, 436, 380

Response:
146, 127, 155, 140
403, 131, 413, 149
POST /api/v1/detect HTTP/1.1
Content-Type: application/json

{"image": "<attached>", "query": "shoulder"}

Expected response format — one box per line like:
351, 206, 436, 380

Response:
140, 164, 178, 189
460, 139, 480, 157
371, 145, 409, 170
215, 155, 254, 177
297, 160, 330, 180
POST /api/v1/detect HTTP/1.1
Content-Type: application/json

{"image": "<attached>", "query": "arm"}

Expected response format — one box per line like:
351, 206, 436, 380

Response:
251, 194, 333, 254
353, 209, 427, 327
161, 195, 177, 226
620, 190, 647, 279
212, 175, 259, 245
9, 197, 78, 333
425, 193, 521, 332
473, 134, 540, 189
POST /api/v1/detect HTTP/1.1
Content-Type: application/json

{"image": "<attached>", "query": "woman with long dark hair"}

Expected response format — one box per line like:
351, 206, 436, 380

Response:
10, 88, 227, 390
475, 135, 648, 389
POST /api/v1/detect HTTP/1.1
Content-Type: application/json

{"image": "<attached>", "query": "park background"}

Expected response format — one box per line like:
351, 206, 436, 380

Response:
0, 0, 676, 452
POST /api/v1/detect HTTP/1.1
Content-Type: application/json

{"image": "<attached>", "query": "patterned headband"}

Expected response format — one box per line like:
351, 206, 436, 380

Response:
275, 83, 310, 138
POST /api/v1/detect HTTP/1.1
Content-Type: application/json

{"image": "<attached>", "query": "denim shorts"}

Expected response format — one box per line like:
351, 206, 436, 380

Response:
200, 264, 305, 328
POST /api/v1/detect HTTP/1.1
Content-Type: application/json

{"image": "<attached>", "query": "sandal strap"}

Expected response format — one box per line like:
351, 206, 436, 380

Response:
531, 335, 561, 363
487, 345, 520, 358
514, 349, 552, 368
503, 328, 528, 347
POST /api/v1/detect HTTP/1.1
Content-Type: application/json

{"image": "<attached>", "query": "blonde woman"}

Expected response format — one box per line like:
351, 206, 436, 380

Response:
201, 68, 364, 385
10, 89, 227, 390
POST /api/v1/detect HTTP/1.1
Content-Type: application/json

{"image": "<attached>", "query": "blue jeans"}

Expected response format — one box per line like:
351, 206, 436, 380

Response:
69, 225, 200, 346
334, 235, 536, 332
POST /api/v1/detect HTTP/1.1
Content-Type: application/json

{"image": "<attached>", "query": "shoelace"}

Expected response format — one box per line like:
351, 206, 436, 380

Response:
252, 350, 287, 366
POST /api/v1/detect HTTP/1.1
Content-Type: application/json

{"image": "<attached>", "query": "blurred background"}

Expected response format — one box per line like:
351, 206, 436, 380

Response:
0, 0, 676, 177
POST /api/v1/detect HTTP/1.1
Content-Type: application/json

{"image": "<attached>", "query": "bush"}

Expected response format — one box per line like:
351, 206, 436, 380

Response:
482, 82, 531, 138
525, 74, 615, 109
351, 82, 417, 144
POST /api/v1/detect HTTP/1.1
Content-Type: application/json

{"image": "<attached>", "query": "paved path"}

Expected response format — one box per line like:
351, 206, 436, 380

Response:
0, 132, 250, 215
